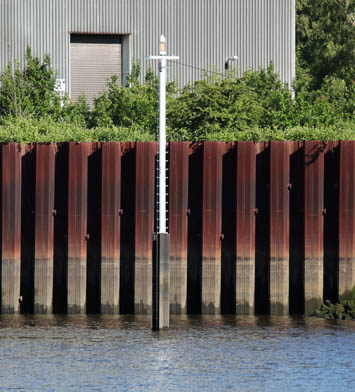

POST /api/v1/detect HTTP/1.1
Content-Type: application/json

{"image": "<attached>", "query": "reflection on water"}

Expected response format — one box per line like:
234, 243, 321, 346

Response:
0, 315, 355, 391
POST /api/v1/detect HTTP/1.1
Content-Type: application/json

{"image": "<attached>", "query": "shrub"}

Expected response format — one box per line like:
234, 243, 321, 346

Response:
0, 49, 354, 142
90, 63, 176, 133
0, 47, 61, 118
0, 117, 354, 143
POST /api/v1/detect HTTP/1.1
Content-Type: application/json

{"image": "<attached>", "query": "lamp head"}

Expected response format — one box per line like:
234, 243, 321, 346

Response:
225, 55, 239, 70
160, 35, 167, 55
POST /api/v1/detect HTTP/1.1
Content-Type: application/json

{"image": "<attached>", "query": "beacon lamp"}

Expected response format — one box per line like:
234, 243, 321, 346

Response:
225, 55, 239, 70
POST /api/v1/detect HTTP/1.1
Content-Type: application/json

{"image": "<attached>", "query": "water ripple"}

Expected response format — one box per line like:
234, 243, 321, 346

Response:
0, 315, 354, 391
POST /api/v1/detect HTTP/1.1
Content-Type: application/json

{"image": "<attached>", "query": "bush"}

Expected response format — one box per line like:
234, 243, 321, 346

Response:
0, 50, 354, 142
0, 117, 154, 143
167, 72, 264, 138
89, 63, 176, 132
0, 47, 61, 118
0, 117, 354, 143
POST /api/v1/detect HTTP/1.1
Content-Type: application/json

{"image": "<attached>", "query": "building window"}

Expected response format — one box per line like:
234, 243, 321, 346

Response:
70, 34, 123, 105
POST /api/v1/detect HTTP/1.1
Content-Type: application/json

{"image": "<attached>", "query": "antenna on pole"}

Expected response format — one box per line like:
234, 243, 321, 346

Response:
147, 36, 179, 331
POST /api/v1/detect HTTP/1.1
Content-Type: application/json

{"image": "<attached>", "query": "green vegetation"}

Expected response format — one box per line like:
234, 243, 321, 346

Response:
0, 56, 353, 143
1, 116, 354, 144
313, 298, 355, 320
0, 0, 354, 142
296, 0, 355, 89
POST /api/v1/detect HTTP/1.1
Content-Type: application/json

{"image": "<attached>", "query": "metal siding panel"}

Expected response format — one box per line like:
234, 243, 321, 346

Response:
1, 0, 295, 90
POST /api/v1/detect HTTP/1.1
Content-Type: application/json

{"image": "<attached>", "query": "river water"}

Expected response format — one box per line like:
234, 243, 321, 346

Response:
0, 315, 354, 391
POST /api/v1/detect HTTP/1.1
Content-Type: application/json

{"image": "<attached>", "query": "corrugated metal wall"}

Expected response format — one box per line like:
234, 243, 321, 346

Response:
1, 141, 354, 316
0, 0, 295, 90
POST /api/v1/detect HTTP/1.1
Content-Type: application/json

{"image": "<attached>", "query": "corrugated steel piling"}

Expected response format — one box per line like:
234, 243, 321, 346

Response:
20, 145, 36, 314
101, 142, 121, 314
67, 142, 90, 314
186, 145, 203, 314
236, 142, 256, 315
169, 142, 189, 314
34, 144, 56, 313
134, 142, 156, 314
289, 143, 305, 314
339, 141, 355, 300
323, 143, 340, 303
1, 144, 22, 313
269, 141, 290, 315
0, 141, 354, 316
304, 141, 324, 314
201, 142, 223, 314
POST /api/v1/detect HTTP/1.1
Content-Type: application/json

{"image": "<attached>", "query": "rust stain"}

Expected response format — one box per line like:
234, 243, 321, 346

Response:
169, 142, 189, 314
68, 142, 90, 261
236, 141, 256, 314
35, 143, 56, 262
101, 142, 121, 262
304, 141, 324, 312
339, 141, 355, 299
134, 142, 157, 314
269, 141, 290, 314
201, 141, 223, 314
2, 143, 22, 261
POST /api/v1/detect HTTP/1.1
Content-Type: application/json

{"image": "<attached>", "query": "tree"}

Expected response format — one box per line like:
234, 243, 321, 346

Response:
0, 47, 61, 118
296, 0, 355, 88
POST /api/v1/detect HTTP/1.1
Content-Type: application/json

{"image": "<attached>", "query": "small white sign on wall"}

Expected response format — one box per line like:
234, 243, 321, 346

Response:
55, 79, 66, 106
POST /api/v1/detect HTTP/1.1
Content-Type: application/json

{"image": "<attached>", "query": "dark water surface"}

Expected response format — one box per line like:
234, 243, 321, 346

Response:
0, 315, 354, 391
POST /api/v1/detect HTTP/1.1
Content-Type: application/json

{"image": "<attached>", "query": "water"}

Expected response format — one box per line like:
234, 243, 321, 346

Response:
0, 315, 355, 391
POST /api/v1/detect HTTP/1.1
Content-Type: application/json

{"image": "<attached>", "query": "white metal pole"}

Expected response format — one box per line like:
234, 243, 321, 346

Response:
147, 36, 179, 331
147, 36, 179, 234
159, 36, 167, 234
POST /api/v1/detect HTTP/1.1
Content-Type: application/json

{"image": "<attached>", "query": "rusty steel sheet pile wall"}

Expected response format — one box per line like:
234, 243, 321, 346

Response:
34, 144, 56, 314
100, 142, 122, 314
1, 144, 22, 313
236, 142, 256, 315
304, 141, 325, 314
134, 142, 156, 314
0, 141, 354, 315
169, 142, 189, 314
339, 141, 355, 300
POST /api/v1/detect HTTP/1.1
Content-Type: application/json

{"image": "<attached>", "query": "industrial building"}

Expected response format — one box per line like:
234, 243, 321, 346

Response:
0, 0, 295, 106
